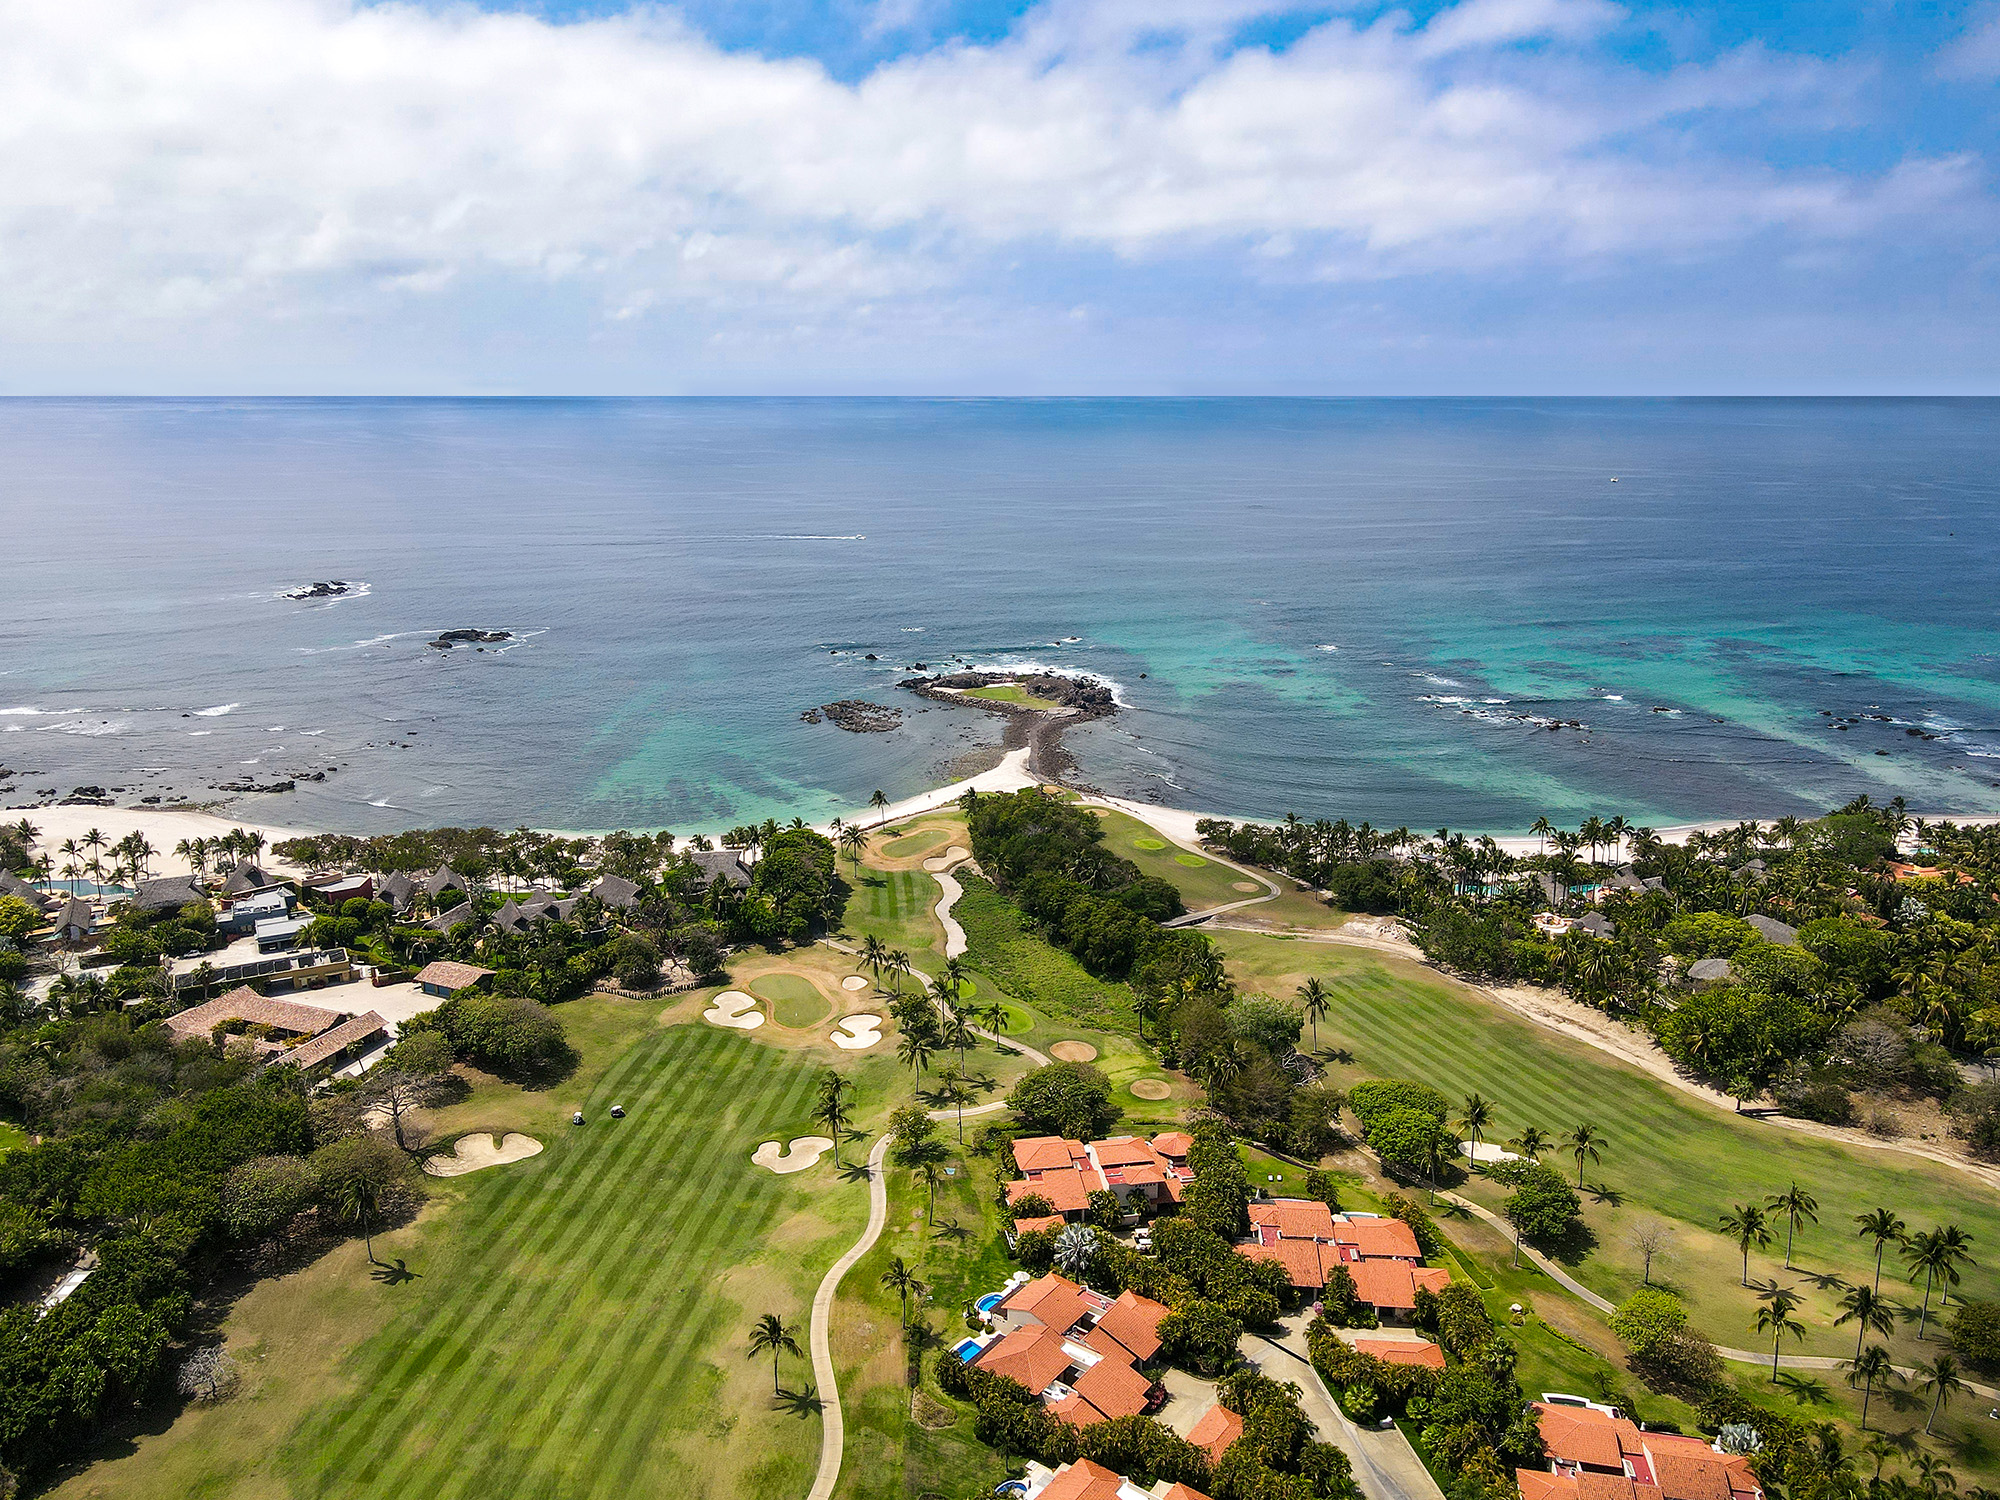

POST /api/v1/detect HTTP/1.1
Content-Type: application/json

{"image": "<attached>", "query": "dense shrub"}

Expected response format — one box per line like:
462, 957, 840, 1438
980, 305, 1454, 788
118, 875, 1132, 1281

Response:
1006, 1061, 1120, 1141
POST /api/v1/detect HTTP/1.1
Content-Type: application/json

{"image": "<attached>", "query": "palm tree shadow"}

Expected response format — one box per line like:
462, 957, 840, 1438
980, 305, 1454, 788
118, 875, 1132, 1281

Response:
1583, 1183, 1624, 1206
838, 1160, 876, 1184
775, 1385, 824, 1418
933, 1217, 970, 1242
370, 1258, 421, 1286
1797, 1268, 1850, 1293
1774, 1373, 1831, 1408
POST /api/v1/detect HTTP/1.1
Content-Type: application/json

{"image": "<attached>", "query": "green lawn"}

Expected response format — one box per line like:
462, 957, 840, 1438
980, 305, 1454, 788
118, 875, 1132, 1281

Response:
843, 867, 942, 955
1217, 931, 2000, 1365
751, 972, 834, 1027
273, 1023, 865, 1500
1090, 807, 1260, 912
953, 873, 1136, 1032
881, 828, 953, 859
0, 1120, 26, 1156
961, 684, 1065, 711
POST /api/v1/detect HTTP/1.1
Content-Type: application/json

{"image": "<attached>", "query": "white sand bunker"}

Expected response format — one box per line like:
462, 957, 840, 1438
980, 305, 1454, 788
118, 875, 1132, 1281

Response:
753, 1136, 834, 1174
425, 1132, 544, 1177
923, 846, 971, 872
831, 1014, 884, 1050
842, 975, 870, 991
705, 991, 764, 1029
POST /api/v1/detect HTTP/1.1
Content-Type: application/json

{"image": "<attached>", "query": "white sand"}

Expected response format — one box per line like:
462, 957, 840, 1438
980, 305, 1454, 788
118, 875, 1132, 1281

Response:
424, 1132, 544, 1177
752, 1136, 835, 1174
704, 991, 764, 1030
840, 975, 869, 991
828, 749, 1035, 834
830, 1014, 883, 1050
921, 845, 970, 872
8, 805, 312, 878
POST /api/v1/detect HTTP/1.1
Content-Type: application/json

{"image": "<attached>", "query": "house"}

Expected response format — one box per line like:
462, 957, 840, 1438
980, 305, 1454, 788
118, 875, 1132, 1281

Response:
424, 866, 470, 902
1352, 1337, 1447, 1369
1528, 1400, 1761, 1500
1004, 1133, 1196, 1222
217, 887, 292, 936
1685, 957, 1735, 988
219, 863, 284, 901
589, 874, 641, 909
493, 894, 582, 935
0, 870, 54, 913
1533, 913, 1578, 938
1021, 1458, 1213, 1500
168, 946, 354, 996
254, 914, 315, 953
1234, 1200, 1447, 1315
689, 849, 752, 889
270, 1010, 390, 1076
165, 986, 342, 1047
52, 896, 95, 944
976, 1272, 1170, 1427
1744, 915, 1799, 947
308, 873, 375, 905
378, 871, 418, 914
1528, 872, 1568, 906
1573, 912, 1616, 939
415, 960, 495, 999
426, 900, 477, 934
129, 875, 201, 915
1186, 1404, 1243, 1464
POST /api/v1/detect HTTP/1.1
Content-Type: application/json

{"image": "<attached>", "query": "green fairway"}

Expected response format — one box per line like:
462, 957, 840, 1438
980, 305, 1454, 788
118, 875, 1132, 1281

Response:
1089, 807, 1261, 911
274, 1023, 859, 1500
844, 867, 941, 953
750, 971, 833, 1026
1218, 931, 2000, 1361
961, 683, 1064, 710
881, 828, 952, 858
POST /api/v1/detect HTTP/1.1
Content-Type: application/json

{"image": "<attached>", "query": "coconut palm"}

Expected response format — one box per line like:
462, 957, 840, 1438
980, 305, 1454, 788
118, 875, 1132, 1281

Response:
1507, 1125, 1551, 1161
1843, 1344, 1897, 1429
938, 957, 969, 1011
1053, 1223, 1097, 1277
869, 789, 890, 826
1720, 1203, 1774, 1285
1767, 1182, 1820, 1269
1460, 1093, 1494, 1158
1907, 1228, 1957, 1338
1935, 1224, 1976, 1307
861, 934, 888, 984
981, 999, 1009, 1039
1754, 1285, 1806, 1378
1835, 1283, 1895, 1365
897, 1031, 934, 1085
881, 1256, 927, 1328
839, 824, 868, 872
1299, 977, 1329, 1051
1855, 1208, 1907, 1292
939, 1070, 974, 1143
917, 1159, 945, 1224
1562, 1123, 1604, 1188
942, 1014, 974, 1072
1914, 1452, 1958, 1496
747, 1313, 803, 1396
331, 1172, 383, 1264
1917, 1352, 1969, 1436
814, 1069, 853, 1167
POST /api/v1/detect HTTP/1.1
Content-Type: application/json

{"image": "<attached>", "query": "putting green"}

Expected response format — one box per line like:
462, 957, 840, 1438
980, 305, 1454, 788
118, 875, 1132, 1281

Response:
1173, 853, 1209, 868
939, 977, 979, 1001
1132, 837, 1168, 851
883, 829, 951, 857
748, 972, 833, 1028
1129, 1078, 1173, 1101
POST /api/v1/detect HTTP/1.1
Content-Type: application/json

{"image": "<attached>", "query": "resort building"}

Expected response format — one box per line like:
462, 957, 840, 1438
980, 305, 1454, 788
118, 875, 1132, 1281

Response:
1232, 1199, 1450, 1317
1016, 1458, 1214, 1500
216, 886, 292, 937
168, 946, 353, 996
689, 849, 752, 888
1744, 915, 1799, 947
219, 863, 284, 901
493, 894, 581, 935
129, 875, 202, 916
254, 913, 315, 953
588, 874, 641, 909
307, 873, 375, 905
378, 871, 417, 914
1005, 1133, 1196, 1228
1185, 1404, 1243, 1464
163, 986, 387, 1076
0, 870, 54, 913
970, 1272, 1170, 1427
424, 867, 471, 902
415, 960, 495, 999
52, 896, 95, 945
426, 900, 477, 934
1521, 1399, 1762, 1500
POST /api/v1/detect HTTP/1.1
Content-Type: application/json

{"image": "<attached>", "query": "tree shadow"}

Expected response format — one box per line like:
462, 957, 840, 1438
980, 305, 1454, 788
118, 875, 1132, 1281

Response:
1775, 1374, 1833, 1408
1583, 1182, 1624, 1207
774, 1385, 824, 1418
932, 1218, 970, 1242
370, 1257, 421, 1287
838, 1159, 877, 1184
1538, 1219, 1601, 1267
1797, 1268, 1851, 1293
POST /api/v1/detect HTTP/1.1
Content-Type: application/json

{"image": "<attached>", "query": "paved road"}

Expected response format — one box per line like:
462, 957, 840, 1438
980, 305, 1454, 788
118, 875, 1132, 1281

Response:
1251, 1318, 1444, 1500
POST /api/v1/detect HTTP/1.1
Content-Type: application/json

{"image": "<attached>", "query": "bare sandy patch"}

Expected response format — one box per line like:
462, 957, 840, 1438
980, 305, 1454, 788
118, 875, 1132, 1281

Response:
831, 1014, 883, 1050
424, 1132, 543, 1177
922, 845, 970, 872
704, 991, 764, 1030
841, 975, 870, 991
1050, 1040, 1098, 1063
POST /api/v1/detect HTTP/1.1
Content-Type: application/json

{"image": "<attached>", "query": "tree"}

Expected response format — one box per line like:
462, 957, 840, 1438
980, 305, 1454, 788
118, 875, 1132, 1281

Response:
938, 1070, 974, 1143
881, 1256, 927, 1328
1369, 1106, 1445, 1180
176, 1345, 241, 1404
315, 1133, 404, 1264
917, 1159, 945, 1224
1505, 1163, 1583, 1252
1507, 1125, 1551, 1161
1299, 977, 1330, 1051
370, 1030, 456, 1149
1767, 1182, 1820, 1269
869, 789, 890, 826
1459, 1093, 1494, 1158
1053, 1222, 1098, 1277
1835, 1283, 1895, 1365
861, 933, 888, 984
747, 1312, 803, 1396
1855, 1208, 1907, 1292
1007, 1061, 1119, 1140
1720, 1203, 1773, 1285
839, 824, 868, 873
1949, 1299, 2000, 1375
1754, 1285, 1806, 1378
1908, 1228, 1960, 1339
1626, 1219, 1673, 1285
1917, 1352, 1969, 1436
1611, 1288, 1689, 1357
814, 1069, 854, 1167
1562, 1123, 1604, 1187
221, 1154, 318, 1243
1843, 1344, 1896, 1430
897, 1030, 935, 1084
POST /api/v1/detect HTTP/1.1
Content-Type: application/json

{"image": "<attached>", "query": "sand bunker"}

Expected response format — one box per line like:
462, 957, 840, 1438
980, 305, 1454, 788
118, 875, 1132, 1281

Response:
831, 1014, 884, 1050
752, 1136, 835, 1174
425, 1132, 544, 1177
1232, 881, 1262, 893
1050, 1040, 1098, 1063
842, 974, 870, 991
1130, 1079, 1172, 1101
705, 991, 764, 1029
922, 846, 971, 872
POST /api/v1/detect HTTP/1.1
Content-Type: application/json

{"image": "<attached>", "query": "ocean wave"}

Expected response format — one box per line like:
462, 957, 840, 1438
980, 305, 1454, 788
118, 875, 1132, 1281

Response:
1, 706, 50, 716
295, 632, 421, 655
38, 719, 129, 737
901, 627, 925, 633
696, 533, 865, 542
1315, 644, 1340, 652
193, 703, 240, 717
300, 729, 326, 736
189, 730, 213, 736
1413, 672, 1463, 688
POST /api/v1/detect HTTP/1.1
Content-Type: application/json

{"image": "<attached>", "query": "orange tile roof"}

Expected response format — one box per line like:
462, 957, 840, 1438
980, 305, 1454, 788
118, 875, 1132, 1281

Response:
1238, 1238, 1331, 1289
1014, 1135, 1089, 1173
1048, 1391, 1109, 1429
1535, 1405, 1643, 1471
973, 1325, 1072, 1396
1007, 1169, 1093, 1214
1249, 1198, 1337, 1240
1187, 1404, 1243, 1462
1354, 1338, 1446, 1369
1650, 1456, 1735, 1500
1037, 1459, 1131, 1500
1090, 1289, 1168, 1363
1001, 1273, 1091, 1335
1336, 1218, 1423, 1259
1413, 1266, 1452, 1295
1011, 1214, 1064, 1236
1067, 1354, 1154, 1422
1092, 1137, 1164, 1167
1151, 1131, 1194, 1157
1160, 1487, 1216, 1500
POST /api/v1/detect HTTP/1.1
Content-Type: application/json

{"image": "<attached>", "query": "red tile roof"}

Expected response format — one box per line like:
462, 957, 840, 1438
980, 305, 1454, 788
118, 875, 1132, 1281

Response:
1000, 1273, 1091, 1336
1011, 1214, 1064, 1237
1249, 1198, 1338, 1240
1238, 1238, 1335, 1289
1089, 1290, 1169, 1363
1007, 1169, 1094, 1215
1066, 1354, 1154, 1423
973, 1325, 1072, 1396
1335, 1218, 1423, 1260
1160, 1487, 1216, 1500
1187, 1403, 1243, 1462
1037, 1459, 1131, 1500
1014, 1135, 1090, 1173
1520, 1473, 1664, 1500
1151, 1131, 1194, 1158
1535, 1405, 1644, 1471
1354, 1338, 1446, 1369
1345, 1259, 1450, 1310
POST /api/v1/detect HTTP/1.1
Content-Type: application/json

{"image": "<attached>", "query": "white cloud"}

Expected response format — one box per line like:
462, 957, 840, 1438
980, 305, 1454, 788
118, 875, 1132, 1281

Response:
0, 0, 1980, 379
1941, 3, 2000, 78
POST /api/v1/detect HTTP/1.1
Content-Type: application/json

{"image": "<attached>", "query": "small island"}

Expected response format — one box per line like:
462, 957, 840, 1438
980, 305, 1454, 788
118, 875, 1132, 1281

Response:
901, 668, 1116, 780
428, 629, 513, 650
281, 580, 357, 600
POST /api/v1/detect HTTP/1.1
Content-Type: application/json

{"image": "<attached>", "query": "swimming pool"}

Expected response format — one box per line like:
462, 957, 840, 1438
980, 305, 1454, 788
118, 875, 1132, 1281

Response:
975, 1292, 1006, 1313
952, 1338, 984, 1363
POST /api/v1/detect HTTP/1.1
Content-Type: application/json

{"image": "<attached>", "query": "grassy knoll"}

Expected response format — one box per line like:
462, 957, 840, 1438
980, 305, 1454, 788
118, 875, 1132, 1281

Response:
962, 684, 1065, 711
1217, 931, 2000, 1367
953, 873, 1136, 1033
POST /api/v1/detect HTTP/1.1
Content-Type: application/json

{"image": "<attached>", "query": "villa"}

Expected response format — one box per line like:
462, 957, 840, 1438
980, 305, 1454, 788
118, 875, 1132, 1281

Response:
967, 1272, 1170, 1427
689, 849, 753, 888
1184, 1405, 1242, 1464
162, 985, 388, 1076
1232, 1198, 1450, 1317
588, 874, 641, 909
1015, 1458, 1213, 1500
1005, 1132, 1195, 1231
0, 870, 54, 913
52, 896, 94, 945
426, 900, 477, 933
218, 863, 284, 901
216, 886, 292, 937
168, 945, 353, 995
307, 872, 375, 905
129, 875, 202, 915
1521, 1399, 1762, 1500
378, 871, 418, 913
494, 894, 581, 934
415, 960, 495, 999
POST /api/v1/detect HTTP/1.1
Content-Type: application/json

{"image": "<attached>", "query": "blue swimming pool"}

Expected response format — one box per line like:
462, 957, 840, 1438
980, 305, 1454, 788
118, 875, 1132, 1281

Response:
975, 1292, 1006, 1313
952, 1338, 984, 1363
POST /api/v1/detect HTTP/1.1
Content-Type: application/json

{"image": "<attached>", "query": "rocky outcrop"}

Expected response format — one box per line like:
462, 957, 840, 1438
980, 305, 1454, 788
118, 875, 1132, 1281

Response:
282, 581, 355, 600
213, 778, 296, 794
429, 629, 513, 650
900, 670, 1115, 715
802, 700, 903, 732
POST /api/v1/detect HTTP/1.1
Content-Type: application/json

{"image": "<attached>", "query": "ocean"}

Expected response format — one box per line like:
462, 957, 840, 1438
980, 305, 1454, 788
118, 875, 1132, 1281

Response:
4, 397, 1998, 836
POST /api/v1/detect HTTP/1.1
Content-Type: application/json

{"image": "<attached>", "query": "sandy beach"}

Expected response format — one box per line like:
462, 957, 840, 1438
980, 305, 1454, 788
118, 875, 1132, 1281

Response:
4, 804, 314, 878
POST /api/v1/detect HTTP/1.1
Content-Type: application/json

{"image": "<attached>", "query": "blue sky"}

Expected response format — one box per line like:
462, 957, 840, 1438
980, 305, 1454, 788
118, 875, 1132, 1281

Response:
1, 0, 1995, 393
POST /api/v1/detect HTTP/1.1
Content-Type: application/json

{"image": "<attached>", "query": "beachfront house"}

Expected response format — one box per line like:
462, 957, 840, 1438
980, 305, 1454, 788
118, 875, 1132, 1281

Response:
378, 871, 418, 914
1521, 1399, 1762, 1500
169, 945, 354, 997
1233, 1199, 1450, 1319
129, 875, 201, 916
426, 900, 477, 934
52, 897, 95, 945
253, 913, 314, 953
588, 874, 641, 909
307, 873, 375, 906
415, 960, 495, 1000
493, 894, 581, 935
219, 863, 283, 901
423, 867, 471, 905
0, 870, 54, 914
216, 887, 292, 937
689, 849, 752, 889
1744, 914, 1799, 946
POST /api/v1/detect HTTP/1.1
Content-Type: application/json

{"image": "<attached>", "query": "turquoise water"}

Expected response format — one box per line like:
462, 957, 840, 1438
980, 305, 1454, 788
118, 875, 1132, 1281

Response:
2, 398, 1997, 834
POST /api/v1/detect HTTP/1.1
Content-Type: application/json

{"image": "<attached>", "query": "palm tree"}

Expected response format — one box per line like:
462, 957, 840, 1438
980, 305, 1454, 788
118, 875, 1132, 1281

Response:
869, 790, 890, 826
1844, 1344, 1896, 1429
83, 827, 107, 880
59, 839, 81, 895
1754, 1285, 1806, 1378
939, 1070, 973, 1142
1907, 1228, 1956, 1339
1053, 1223, 1097, 1277
814, 1069, 853, 1167
981, 999, 1009, 1039
1835, 1283, 1896, 1365
897, 1031, 933, 1084
881, 1256, 927, 1328
861, 934, 888, 984
1768, 1182, 1820, 1268
839, 824, 868, 873
1935, 1224, 1976, 1308
1856, 1208, 1907, 1292
332, 1173, 383, 1264
917, 1160, 944, 1225
1720, 1203, 1774, 1285
1460, 1093, 1494, 1159
1530, 816, 1553, 855
1299, 977, 1329, 1051
1914, 1452, 1959, 1496
1562, 1124, 1603, 1188
1507, 1125, 1551, 1161
747, 1313, 803, 1396
938, 957, 969, 1011
1917, 1352, 1969, 1436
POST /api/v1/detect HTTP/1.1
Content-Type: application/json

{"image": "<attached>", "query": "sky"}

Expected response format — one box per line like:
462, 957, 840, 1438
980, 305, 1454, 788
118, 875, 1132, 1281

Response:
2, 0, 1997, 394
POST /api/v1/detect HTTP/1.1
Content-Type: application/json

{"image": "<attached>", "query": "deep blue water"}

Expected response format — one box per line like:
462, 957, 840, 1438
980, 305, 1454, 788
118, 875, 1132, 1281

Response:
3, 398, 1998, 835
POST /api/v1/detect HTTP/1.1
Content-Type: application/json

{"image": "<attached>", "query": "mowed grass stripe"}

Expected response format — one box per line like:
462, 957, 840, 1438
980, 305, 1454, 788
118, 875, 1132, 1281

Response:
366, 1029, 768, 1496
295, 1027, 721, 1486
